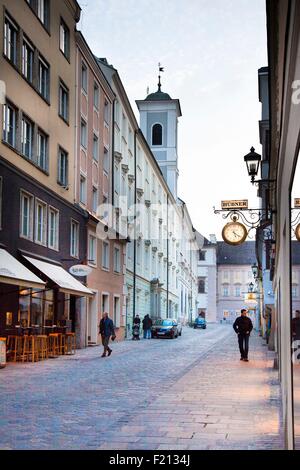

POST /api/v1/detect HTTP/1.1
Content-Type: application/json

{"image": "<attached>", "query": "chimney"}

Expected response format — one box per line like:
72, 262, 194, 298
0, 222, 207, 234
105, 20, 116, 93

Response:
209, 234, 217, 244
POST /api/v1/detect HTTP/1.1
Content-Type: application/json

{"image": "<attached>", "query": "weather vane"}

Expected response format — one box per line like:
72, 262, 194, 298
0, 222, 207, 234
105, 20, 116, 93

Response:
158, 62, 164, 91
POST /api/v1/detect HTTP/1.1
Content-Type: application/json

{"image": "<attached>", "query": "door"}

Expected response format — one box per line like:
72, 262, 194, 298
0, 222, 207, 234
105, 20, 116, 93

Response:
88, 292, 98, 345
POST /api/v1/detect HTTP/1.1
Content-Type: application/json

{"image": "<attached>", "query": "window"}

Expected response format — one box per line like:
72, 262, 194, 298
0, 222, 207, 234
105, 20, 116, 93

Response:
22, 38, 34, 83
35, 199, 47, 245
2, 102, 17, 147
58, 148, 68, 186
103, 147, 109, 173
223, 286, 229, 297
38, 57, 50, 100
292, 286, 298, 298
235, 286, 241, 297
114, 246, 120, 273
37, 129, 48, 171
114, 100, 120, 126
81, 62, 87, 92
199, 250, 206, 261
104, 100, 109, 124
198, 278, 206, 294
102, 241, 109, 269
93, 134, 99, 161
21, 116, 34, 159
59, 81, 69, 122
70, 220, 79, 258
81, 119, 87, 148
59, 19, 70, 59
20, 191, 33, 240
48, 207, 59, 250
94, 83, 99, 109
4, 16, 18, 65
88, 234, 97, 266
37, 0, 49, 28
80, 174, 86, 205
152, 123, 162, 146
92, 187, 98, 213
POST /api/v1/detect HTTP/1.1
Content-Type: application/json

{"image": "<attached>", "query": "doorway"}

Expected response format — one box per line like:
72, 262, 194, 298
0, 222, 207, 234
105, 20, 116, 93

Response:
88, 292, 98, 345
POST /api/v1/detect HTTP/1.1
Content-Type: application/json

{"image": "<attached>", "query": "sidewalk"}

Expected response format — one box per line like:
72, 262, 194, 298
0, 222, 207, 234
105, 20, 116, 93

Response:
99, 331, 283, 450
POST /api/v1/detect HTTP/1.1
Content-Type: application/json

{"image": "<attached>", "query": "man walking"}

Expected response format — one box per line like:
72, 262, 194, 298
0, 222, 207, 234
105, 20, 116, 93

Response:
99, 312, 115, 357
142, 314, 152, 339
233, 309, 253, 362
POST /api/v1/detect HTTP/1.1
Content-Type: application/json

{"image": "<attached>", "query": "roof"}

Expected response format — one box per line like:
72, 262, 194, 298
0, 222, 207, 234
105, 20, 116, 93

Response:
217, 241, 256, 265
145, 90, 172, 101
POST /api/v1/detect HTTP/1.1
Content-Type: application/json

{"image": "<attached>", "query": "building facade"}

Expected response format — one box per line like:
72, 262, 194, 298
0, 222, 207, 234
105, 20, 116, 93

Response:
75, 33, 126, 344
196, 233, 217, 323
216, 242, 257, 325
0, 0, 96, 347
97, 60, 198, 334
263, 0, 300, 448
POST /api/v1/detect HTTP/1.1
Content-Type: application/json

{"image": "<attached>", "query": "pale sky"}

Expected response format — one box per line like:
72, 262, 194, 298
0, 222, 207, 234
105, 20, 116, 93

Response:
78, 0, 268, 240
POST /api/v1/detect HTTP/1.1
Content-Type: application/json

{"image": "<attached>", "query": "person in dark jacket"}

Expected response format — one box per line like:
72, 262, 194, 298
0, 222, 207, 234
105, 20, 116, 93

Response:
99, 312, 115, 357
233, 309, 253, 362
142, 314, 153, 339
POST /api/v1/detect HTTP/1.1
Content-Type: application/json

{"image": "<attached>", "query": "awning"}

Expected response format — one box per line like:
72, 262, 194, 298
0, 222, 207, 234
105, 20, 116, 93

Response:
23, 256, 94, 297
0, 249, 45, 289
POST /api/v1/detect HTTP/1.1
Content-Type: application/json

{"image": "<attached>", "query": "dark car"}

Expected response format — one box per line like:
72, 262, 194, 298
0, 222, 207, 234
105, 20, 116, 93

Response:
194, 317, 207, 329
152, 319, 181, 338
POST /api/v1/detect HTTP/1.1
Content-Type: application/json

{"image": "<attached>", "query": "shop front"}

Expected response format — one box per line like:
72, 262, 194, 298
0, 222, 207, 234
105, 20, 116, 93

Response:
0, 249, 94, 360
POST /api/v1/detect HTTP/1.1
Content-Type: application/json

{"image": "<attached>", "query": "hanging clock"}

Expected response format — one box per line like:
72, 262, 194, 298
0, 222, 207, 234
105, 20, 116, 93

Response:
222, 221, 248, 246
295, 223, 300, 242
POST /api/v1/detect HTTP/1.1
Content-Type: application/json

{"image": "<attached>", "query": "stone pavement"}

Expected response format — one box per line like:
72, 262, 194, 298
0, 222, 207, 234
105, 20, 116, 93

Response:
0, 324, 283, 450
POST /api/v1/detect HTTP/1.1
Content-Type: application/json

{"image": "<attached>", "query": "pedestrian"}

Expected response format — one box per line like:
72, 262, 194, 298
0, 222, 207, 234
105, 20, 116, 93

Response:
99, 312, 116, 357
292, 310, 300, 340
142, 314, 152, 339
132, 314, 141, 340
233, 308, 253, 362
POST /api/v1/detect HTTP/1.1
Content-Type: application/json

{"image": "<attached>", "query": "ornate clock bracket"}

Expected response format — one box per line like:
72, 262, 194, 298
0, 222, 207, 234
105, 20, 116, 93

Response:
213, 206, 275, 242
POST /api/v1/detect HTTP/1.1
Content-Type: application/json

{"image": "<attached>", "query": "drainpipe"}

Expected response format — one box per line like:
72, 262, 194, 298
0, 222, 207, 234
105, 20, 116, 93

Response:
133, 130, 137, 322
166, 194, 169, 318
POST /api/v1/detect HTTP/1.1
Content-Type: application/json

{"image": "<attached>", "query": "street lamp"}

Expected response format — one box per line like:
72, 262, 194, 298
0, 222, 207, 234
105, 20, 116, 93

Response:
251, 263, 259, 279
248, 282, 254, 293
244, 147, 261, 184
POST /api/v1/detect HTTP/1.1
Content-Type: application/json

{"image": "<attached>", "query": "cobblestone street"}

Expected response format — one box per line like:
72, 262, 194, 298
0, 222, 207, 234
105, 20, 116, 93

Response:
0, 325, 283, 450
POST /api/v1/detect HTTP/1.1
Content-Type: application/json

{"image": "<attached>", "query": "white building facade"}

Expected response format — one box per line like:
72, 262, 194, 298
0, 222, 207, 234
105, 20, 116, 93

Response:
97, 61, 198, 335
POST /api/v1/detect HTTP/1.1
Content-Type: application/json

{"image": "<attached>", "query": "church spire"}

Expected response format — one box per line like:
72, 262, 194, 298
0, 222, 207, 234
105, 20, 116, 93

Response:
158, 62, 164, 91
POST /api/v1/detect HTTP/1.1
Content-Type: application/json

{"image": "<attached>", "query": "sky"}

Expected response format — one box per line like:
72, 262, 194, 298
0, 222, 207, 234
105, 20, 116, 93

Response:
78, 0, 268, 240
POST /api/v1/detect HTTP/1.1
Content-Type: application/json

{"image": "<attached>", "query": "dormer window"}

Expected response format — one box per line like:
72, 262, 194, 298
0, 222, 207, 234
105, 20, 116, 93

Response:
152, 123, 162, 146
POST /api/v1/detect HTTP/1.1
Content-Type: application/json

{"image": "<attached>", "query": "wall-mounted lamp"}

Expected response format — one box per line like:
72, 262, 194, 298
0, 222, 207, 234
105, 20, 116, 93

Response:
244, 147, 276, 187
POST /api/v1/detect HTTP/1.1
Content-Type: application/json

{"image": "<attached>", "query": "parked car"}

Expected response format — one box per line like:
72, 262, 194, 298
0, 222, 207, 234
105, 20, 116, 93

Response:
151, 319, 181, 338
194, 317, 207, 329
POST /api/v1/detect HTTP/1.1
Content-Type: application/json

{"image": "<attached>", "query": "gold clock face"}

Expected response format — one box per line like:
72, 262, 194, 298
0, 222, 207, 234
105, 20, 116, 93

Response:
296, 224, 300, 242
222, 222, 247, 246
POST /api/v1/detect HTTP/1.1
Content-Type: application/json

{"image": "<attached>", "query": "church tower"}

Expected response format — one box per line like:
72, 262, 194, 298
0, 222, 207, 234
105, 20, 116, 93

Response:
136, 72, 182, 199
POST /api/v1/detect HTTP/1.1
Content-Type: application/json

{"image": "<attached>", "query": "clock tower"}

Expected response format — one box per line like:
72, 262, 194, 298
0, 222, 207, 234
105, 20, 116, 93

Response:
136, 75, 182, 199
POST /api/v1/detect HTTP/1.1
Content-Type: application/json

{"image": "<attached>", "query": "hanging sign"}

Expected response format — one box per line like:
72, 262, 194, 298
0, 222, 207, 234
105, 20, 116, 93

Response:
69, 265, 93, 277
221, 200, 248, 210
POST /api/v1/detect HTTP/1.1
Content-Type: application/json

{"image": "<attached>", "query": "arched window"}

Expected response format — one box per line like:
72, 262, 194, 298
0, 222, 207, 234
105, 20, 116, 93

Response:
152, 123, 162, 146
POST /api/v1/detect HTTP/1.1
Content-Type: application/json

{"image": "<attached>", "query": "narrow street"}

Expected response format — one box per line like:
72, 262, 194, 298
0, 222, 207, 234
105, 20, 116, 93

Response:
0, 325, 283, 450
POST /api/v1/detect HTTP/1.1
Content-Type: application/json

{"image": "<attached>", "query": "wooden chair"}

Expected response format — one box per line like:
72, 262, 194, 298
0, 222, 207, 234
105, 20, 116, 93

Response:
65, 332, 76, 355
36, 335, 48, 360
48, 333, 60, 358
7, 335, 23, 362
